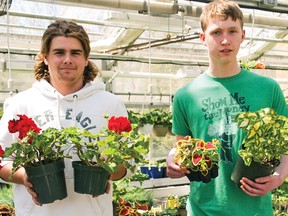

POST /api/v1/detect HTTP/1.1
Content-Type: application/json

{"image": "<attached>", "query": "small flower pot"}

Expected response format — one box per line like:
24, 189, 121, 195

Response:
25, 159, 67, 204
167, 199, 176, 209
152, 125, 169, 137
185, 164, 218, 183
72, 161, 109, 195
178, 208, 187, 216
231, 157, 275, 187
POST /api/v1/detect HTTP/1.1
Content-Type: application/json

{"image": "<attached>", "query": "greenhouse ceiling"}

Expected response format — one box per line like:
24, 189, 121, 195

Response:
1, 0, 288, 74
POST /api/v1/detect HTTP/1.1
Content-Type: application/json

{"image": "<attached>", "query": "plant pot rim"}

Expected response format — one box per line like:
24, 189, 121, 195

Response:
25, 158, 65, 176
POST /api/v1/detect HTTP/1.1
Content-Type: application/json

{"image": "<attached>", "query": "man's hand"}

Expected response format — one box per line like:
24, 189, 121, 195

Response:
24, 179, 42, 206
240, 173, 284, 196
93, 177, 111, 198
166, 148, 185, 178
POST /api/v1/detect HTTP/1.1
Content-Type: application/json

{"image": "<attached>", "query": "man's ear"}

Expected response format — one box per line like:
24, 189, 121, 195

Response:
43, 56, 48, 65
241, 29, 246, 42
199, 33, 207, 46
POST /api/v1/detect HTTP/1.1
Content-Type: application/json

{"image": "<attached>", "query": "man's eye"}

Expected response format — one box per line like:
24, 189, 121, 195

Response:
55, 51, 64, 55
230, 30, 238, 34
213, 31, 221, 35
72, 52, 81, 55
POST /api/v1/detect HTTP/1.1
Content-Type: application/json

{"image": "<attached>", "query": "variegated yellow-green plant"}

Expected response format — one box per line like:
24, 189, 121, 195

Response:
234, 108, 288, 167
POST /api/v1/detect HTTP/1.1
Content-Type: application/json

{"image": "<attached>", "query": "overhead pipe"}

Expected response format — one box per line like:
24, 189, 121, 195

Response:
30, 0, 179, 15
23, 0, 288, 28
91, 0, 179, 14
182, 0, 288, 14
180, 4, 288, 28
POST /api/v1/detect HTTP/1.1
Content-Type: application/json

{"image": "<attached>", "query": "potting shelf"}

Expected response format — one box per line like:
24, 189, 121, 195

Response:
131, 176, 189, 188
131, 176, 190, 198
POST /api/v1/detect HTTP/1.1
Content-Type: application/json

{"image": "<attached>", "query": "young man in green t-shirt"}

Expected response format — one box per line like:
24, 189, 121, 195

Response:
166, 0, 288, 215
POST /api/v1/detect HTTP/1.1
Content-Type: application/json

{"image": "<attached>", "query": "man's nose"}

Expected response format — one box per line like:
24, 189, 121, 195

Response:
221, 34, 230, 45
63, 54, 72, 64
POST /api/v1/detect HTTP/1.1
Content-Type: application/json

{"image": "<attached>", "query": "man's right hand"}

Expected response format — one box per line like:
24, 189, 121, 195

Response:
166, 148, 185, 178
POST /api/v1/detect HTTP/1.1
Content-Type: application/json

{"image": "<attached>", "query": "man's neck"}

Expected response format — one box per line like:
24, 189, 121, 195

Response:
207, 62, 241, 78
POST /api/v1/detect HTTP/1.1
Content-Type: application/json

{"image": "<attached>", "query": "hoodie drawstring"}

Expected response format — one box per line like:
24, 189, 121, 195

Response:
55, 92, 62, 129
72, 94, 78, 126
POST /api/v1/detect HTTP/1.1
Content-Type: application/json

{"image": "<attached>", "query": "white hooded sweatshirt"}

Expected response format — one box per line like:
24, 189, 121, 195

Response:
0, 79, 128, 216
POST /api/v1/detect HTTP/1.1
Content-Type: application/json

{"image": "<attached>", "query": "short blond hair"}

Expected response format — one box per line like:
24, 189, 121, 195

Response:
200, 0, 244, 31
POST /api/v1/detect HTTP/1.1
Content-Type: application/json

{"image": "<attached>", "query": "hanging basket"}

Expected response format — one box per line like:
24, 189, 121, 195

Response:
25, 159, 67, 204
138, 124, 153, 135
152, 125, 169, 137
231, 156, 276, 187
72, 161, 109, 195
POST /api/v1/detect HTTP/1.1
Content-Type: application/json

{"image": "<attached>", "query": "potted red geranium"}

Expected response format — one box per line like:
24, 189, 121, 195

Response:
65, 115, 150, 195
2, 114, 71, 204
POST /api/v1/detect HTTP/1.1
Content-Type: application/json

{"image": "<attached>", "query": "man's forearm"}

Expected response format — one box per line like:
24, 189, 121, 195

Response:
0, 162, 25, 185
274, 155, 288, 182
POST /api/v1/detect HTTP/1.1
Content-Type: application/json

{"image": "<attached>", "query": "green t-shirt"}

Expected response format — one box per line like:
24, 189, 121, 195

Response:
172, 69, 288, 216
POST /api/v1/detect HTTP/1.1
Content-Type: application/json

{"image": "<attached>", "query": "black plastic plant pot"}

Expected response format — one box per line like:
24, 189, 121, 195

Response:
25, 159, 67, 204
210, 165, 219, 179
72, 161, 109, 195
185, 170, 202, 182
231, 156, 275, 187
185, 165, 218, 183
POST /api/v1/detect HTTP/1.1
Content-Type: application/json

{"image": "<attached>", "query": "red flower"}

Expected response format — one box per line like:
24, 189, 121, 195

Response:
8, 114, 41, 142
108, 116, 132, 134
0, 145, 4, 157
8, 119, 18, 133
254, 61, 265, 69
0, 145, 4, 169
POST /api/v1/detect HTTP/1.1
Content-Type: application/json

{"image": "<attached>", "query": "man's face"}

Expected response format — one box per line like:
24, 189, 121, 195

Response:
44, 36, 88, 91
200, 16, 245, 65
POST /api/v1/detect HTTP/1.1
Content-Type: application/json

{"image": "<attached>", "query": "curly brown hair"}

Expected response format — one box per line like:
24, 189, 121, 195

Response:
34, 20, 99, 83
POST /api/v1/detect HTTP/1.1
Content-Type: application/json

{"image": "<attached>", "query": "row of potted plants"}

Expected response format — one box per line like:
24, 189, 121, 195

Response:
0, 114, 150, 204
128, 109, 172, 137
112, 172, 188, 216
139, 160, 167, 179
